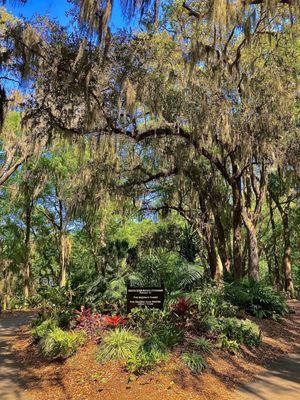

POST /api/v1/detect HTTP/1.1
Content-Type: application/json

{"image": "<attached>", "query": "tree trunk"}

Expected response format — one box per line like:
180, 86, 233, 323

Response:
206, 234, 223, 281
232, 181, 243, 280
248, 226, 259, 282
282, 212, 294, 297
3, 267, 12, 311
59, 233, 66, 288
214, 250, 224, 282
242, 212, 259, 282
214, 212, 231, 274
23, 205, 32, 302
58, 194, 67, 288
265, 248, 273, 285
198, 195, 223, 282
270, 190, 294, 297
269, 197, 281, 290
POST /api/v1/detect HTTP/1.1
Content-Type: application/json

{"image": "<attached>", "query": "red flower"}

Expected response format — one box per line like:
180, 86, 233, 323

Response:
102, 315, 124, 327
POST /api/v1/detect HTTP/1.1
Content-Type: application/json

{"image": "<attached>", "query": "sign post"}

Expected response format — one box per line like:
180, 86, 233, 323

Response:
127, 281, 165, 312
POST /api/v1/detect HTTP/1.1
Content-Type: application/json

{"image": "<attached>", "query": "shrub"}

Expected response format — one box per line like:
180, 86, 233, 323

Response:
26, 294, 43, 308
143, 326, 182, 351
72, 307, 103, 339
221, 317, 261, 346
126, 348, 168, 375
181, 352, 207, 373
10, 295, 25, 310
129, 307, 170, 335
193, 285, 237, 318
100, 277, 127, 313
192, 337, 213, 353
31, 314, 46, 328
129, 306, 182, 350
40, 328, 86, 359
225, 282, 288, 319
32, 309, 72, 332
38, 285, 70, 310
96, 329, 142, 362
32, 318, 57, 341
218, 335, 240, 354
48, 309, 73, 329
200, 315, 222, 334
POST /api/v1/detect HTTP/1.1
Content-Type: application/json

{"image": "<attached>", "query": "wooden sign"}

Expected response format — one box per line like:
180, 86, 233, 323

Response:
127, 283, 165, 312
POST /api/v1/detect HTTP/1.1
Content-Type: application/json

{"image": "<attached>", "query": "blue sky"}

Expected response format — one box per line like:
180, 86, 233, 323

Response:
6, 0, 130, 31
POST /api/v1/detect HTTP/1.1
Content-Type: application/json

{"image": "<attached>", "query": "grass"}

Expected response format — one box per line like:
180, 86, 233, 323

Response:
181, 352, 207, 373
96, 328, 142, 362
192, 336, 213, 353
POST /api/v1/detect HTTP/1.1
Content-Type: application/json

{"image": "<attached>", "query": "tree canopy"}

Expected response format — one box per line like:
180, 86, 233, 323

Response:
0, 0, 299, 310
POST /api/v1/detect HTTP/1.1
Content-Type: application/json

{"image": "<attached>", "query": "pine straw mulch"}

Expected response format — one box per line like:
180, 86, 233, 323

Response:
10, 300, 300, 400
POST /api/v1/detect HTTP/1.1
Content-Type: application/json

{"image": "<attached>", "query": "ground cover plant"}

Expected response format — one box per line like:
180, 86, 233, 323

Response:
96, 328, 142, 362
181, 352, 207, 374
27, 278, 277, 377
40, 328, 86, 359
126, 347, 169, 375
191, 336, 213, 353
225, 282, 289, 319
221, 318, 261, 346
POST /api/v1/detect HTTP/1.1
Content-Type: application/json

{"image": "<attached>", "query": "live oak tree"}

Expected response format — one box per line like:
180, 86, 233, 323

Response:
22, 3, 297, 289
0, 8, 47, 190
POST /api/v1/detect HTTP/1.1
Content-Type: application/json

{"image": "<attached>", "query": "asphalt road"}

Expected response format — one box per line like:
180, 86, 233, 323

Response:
0, 312, 34, 400
233, 301, 300, 400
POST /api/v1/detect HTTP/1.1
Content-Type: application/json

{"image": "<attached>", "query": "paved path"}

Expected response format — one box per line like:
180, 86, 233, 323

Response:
233, 301, 300, 400
0, 312, 34, 400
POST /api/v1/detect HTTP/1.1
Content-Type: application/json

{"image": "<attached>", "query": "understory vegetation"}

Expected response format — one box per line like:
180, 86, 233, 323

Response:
28, 280, 282, 374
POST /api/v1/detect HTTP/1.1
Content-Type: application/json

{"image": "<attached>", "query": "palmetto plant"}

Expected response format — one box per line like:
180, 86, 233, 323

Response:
179, 225, 200, 263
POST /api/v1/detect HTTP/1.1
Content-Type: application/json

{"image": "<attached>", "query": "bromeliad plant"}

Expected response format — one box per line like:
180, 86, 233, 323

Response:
102, 315, 125, 328
72, 306, 126, 338
170, 296, 199, 332
171, 297, 195, 317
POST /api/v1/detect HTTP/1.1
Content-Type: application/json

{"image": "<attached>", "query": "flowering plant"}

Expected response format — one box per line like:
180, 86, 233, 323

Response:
102, 315, 125, 327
